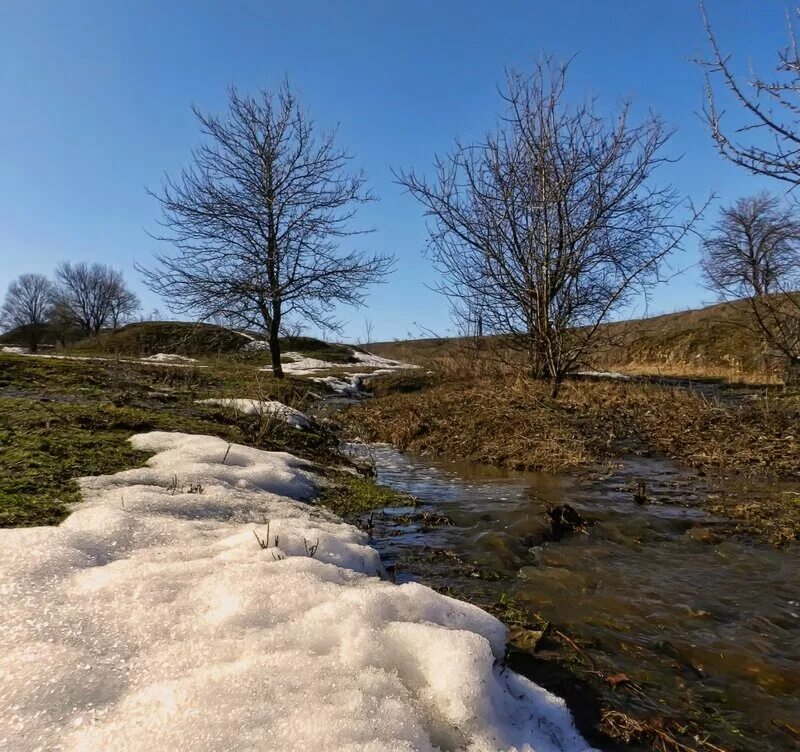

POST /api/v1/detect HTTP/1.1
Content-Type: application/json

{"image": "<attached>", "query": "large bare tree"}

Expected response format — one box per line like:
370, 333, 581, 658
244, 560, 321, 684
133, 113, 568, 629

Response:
53, 262, 140, 336
398, 59, 701, 396
702, 193, 800, 376
699, 2, 800, 187
140, 82, 393, 377
698, 4, 800, 379
0, 273, 54, 352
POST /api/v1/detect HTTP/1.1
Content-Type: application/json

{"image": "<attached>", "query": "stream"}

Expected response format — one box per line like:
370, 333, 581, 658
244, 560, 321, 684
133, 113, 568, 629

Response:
345, 442, 800, 752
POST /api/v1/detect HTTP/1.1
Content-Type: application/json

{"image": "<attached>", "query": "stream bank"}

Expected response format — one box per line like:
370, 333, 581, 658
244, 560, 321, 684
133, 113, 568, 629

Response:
340, 442, 799, 751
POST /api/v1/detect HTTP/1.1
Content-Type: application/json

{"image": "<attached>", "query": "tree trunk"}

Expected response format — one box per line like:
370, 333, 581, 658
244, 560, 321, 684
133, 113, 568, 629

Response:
269, 303, 284, 379
550, 376, 561, 399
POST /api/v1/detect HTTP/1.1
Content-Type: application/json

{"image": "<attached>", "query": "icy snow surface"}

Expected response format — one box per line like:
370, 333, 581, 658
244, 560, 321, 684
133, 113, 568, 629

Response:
0, 431, 593, 752
197, 398, 312, 430
0, 349, 205, 368
142, 353, 199, 364
274, 349, 418, 376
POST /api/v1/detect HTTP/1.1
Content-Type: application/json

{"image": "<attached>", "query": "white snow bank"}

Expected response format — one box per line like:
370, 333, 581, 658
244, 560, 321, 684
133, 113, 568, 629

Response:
312, 369, 397, 396
243, 338, 270, 351
351, 350, 415, 369
313, 374, 365, 396
197, 397, 312, 430
142, 352, 198, 364
0, 349, 205, 368
275, 349, 418, 376
280, 352, 343, 375
0, 431, 592, 752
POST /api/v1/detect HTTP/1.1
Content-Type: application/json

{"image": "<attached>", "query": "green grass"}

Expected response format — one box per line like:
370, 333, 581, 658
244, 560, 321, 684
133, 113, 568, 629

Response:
0, 351, 347, 527
67, 321, 250, 357
317, 474, 418, 518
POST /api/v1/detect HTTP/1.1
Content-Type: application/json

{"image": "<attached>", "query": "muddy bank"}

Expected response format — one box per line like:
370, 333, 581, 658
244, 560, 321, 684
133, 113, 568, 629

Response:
344, 443, 800, 752
344, 376, 800, 545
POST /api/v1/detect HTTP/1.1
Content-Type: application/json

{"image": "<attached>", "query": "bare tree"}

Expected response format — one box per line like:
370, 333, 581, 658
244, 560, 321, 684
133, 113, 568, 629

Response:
0, 273, 54, 352
108, 280, 141, 329
53, 262, 139, 336
699, 2, 800, 187
398, 59, 702, 396
702, 193, 800, 375
140, 81, 394, 377
358, 317, 375, 348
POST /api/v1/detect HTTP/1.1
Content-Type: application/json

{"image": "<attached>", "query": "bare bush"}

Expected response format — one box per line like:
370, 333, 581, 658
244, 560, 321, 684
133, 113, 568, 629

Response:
140, 81, 393, 377
0, 273, 54, 351
398, 59, 702, 396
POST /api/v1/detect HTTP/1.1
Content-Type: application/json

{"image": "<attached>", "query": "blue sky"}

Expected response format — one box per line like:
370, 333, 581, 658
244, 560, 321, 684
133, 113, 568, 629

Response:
0, 0, 789, 341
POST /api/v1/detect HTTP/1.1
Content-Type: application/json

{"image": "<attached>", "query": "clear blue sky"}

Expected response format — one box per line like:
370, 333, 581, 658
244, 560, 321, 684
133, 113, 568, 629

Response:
0, 0, 788, 341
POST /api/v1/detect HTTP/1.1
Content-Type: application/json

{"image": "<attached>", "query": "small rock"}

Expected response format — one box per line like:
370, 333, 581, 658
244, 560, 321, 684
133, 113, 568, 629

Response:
687, 526, 723, 544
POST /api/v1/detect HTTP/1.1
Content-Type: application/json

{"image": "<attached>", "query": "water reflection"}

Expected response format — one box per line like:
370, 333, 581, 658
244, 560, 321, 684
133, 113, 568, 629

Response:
355, 443, 800, 752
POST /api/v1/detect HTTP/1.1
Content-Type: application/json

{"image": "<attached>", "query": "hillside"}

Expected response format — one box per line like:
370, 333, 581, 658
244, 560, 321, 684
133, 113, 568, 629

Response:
0, 321, 367, 364
66, 321, 253, 356
368, 298, 787, 382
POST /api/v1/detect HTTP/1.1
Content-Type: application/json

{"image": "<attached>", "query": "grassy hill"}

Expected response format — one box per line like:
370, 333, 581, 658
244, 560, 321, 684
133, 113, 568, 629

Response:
368, 298, 787, 382
1, 320, 364, 365
65, 321, 252, 357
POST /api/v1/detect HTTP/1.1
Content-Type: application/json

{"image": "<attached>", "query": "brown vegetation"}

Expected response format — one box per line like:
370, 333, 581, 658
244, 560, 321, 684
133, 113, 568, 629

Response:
369, 297, 798, 384
345, 373, 799, 544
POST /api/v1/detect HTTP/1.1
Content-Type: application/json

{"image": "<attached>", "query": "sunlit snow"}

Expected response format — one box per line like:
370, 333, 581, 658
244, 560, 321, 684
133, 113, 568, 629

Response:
0, 431, 593, 752
197, 398, 312, 429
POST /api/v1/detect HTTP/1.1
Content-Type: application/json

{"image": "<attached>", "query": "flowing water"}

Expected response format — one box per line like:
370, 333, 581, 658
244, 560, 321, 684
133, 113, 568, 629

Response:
349, 443, 800, 752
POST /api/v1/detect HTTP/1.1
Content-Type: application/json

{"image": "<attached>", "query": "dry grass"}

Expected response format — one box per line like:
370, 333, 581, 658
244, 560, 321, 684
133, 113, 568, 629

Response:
344, 372, 800, 544
349, 375, 799, 476
368, 297, 797, 386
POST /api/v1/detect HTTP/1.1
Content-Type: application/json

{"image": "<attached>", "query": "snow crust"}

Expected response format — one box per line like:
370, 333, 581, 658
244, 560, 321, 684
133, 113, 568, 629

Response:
0, 349, 205, 368
243, 338, 270, 351
274, 349, 418, 376
197, 397, 312, 430
0, 431, 592, 752
142, 353, 198, 364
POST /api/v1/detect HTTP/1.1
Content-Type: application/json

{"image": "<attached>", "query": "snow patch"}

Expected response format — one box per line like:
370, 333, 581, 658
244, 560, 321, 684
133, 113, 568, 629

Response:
312, 369, 397, 396
270, 348, 417, 377
243, 338, 270, 351
142, 353, 198, 364
0, 431, 593, 752
197, 398, 312, 430
0, 349, 205, 368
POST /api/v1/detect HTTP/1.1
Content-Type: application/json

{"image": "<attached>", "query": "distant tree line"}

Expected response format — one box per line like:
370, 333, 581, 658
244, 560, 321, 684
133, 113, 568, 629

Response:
1, 262, 140, 352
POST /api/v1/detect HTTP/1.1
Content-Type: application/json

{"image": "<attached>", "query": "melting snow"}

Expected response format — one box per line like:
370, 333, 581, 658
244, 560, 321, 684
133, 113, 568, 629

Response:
273, 349, 417, 377
0, 431, 593, 752
0, 349, 205, 368
142, 353, 198, 364
197, 398, 312, 430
